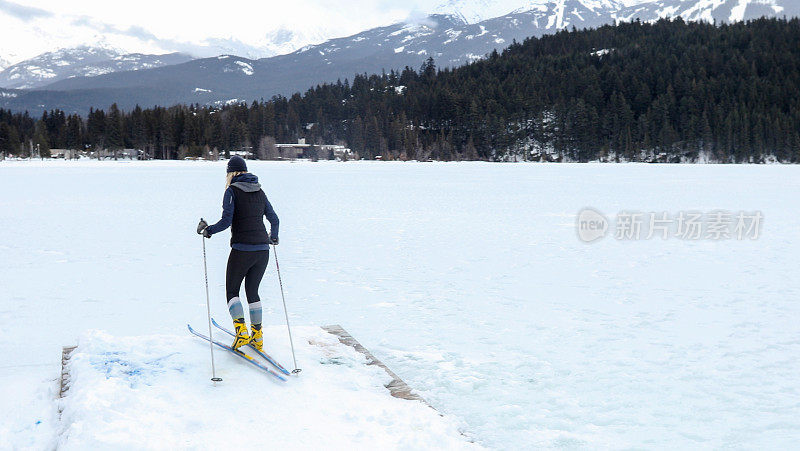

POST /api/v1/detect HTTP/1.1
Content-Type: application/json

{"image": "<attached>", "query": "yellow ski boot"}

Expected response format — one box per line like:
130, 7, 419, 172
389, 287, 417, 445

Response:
231, 319, 251, 350
250, 324, 263, 352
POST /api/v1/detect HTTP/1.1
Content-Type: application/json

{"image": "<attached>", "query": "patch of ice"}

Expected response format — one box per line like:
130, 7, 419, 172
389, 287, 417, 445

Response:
211, 98, 243, 106
730, 0, 749, 22
234, 61, 254, 76
465, 24, 489, 39
590, 48, 614, 57
443, 29, 463, 45
28, 66, 56, 78
656, 5, 680, 17
84, 67, 114, 77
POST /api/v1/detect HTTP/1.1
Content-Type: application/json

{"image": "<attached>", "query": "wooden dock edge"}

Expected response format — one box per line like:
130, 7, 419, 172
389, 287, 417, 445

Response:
60, 330, 429, 407
322, 325, 433, 409
60, 345, 77, 399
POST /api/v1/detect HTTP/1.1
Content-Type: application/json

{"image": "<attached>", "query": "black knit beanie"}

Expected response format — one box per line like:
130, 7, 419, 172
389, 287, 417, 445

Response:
227, 155, 247, 173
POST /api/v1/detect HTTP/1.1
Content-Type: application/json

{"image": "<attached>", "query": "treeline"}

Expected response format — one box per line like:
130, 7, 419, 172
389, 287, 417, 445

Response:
1, 17, 799, 162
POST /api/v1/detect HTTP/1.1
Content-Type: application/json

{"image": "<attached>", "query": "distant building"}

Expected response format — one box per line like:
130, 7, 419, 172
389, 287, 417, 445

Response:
274, 139, 352, 160
49, 149, 84, 159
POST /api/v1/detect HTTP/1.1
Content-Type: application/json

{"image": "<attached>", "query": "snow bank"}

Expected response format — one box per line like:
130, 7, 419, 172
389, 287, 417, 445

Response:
57, 326, 476, 449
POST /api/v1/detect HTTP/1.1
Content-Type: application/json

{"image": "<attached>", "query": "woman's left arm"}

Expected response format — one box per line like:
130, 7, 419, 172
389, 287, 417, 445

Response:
264, 196, 279, 241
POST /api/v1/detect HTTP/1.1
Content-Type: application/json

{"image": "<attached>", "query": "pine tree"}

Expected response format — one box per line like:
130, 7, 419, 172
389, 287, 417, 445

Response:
106, 103, 124, 159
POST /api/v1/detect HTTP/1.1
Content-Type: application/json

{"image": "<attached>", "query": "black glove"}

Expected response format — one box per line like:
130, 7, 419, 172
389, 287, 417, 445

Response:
197, 219, 211, 238
270, 236, 279, 245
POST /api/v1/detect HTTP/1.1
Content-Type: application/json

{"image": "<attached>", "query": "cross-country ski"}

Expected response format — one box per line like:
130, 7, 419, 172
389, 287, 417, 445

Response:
186, 324, 286, 381
211, 317, 291, 375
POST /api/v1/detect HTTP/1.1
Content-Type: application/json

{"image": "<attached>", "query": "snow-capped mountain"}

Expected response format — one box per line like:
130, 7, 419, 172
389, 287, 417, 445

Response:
1, 0, 796, 113
260, 27, 337, 59
435, 0, 792, 25
0, 46, 193, 90
434, 0, 531, 23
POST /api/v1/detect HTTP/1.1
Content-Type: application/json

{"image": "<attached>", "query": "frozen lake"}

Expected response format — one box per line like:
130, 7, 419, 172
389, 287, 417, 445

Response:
2, 160, 799, 448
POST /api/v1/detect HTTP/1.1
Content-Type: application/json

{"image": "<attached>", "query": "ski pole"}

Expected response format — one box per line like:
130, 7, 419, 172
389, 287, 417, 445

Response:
272, 242, 301, 374
201, 220, 222, 383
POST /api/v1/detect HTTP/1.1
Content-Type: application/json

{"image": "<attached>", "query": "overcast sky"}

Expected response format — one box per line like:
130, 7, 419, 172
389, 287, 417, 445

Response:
0, 0, 662, 64
0, 0, 444, 63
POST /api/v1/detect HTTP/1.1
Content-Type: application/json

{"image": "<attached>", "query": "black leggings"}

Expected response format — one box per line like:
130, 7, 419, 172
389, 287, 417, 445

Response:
225, 249, 269, 303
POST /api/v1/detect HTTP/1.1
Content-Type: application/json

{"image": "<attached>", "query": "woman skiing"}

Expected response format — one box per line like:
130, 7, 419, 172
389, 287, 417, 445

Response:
197, 155, 279, 351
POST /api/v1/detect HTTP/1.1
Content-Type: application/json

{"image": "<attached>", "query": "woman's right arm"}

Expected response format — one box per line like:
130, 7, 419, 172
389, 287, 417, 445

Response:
206, 187, 235, 235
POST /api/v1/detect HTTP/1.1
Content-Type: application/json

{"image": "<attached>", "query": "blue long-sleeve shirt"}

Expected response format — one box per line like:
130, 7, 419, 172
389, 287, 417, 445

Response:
207, 173, 279, 251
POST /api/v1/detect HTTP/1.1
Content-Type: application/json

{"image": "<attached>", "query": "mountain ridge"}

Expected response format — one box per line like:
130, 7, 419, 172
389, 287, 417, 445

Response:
0, 46, 193, 90
1, 0, 798, 114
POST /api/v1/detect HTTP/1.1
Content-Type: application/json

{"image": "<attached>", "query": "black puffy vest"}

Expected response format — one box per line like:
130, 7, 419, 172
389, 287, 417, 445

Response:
230, 186, 269, 246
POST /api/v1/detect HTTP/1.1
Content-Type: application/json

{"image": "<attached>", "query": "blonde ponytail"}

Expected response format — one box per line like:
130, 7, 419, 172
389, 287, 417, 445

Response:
226, 171, 247, 188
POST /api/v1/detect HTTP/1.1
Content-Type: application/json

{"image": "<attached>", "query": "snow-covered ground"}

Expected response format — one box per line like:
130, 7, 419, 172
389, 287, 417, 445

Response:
1, 160, 799, 448
53, 327, 470, 449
